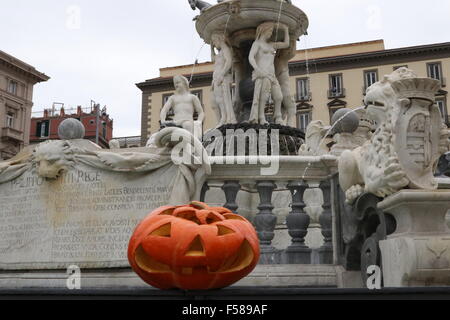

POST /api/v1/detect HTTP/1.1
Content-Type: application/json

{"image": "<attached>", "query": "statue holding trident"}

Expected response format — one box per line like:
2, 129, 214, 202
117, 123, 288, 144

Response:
248, 22, 290, 124
211, 31, 237, 127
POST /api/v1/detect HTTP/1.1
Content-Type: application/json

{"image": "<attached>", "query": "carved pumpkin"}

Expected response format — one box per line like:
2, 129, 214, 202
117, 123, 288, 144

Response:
128, 201, 260, 290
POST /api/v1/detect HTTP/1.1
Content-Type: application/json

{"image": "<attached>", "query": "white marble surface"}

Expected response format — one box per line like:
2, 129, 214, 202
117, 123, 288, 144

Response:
378, 190, 450, 287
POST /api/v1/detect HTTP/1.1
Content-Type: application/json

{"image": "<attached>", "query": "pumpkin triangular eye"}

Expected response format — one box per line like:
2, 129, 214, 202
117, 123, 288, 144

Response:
217, 225, 235, 236
149, 223, 171, 237
185, 236, 206, 256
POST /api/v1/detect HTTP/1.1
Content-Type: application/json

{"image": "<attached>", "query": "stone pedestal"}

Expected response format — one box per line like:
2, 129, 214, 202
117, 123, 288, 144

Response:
378, 190, 450, 287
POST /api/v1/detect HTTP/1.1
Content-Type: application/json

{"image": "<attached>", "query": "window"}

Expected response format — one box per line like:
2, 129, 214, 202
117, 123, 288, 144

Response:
428, 63, 442, 81
7, 80, 18, 95
102, 122, 107, 138
364, 70, 378, 89
296, 78, 310, 101
6, 112, 14, 128
297, 111, 311, 132
36, 120, 50, 138
329, 74, 344, 98
437, 98, 447, 123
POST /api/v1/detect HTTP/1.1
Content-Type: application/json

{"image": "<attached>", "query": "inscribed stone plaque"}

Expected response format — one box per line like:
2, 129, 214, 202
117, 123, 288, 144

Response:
0, 165, 177, 269
0, 163, 176, 270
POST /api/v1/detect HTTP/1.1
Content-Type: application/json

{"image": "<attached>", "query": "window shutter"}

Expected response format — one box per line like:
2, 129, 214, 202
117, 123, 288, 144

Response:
44, 121, 50, 137
36, 122, 42, 137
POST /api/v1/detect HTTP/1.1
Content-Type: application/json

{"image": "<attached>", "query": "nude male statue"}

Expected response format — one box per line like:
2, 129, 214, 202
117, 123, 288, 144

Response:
160, 75, 205, 138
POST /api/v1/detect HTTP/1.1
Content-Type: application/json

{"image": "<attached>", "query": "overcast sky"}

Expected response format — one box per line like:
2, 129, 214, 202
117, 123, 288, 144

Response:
1, 0, 449, 137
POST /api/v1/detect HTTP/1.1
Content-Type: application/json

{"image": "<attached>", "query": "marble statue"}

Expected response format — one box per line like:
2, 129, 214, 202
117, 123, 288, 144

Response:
248, 22, 290, 125
211, 32, 236, 127
160, 75, 205, 139
275, 38, 297, 127
339, 67, 449, 203
298, 120, 330, 156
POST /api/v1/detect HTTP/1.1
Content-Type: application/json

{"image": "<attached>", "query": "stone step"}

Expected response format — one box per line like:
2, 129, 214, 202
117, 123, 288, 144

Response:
0, 265, 362, 289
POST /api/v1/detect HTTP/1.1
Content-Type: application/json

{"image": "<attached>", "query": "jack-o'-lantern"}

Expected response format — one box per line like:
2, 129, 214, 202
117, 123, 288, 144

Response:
128, 201, 260, 290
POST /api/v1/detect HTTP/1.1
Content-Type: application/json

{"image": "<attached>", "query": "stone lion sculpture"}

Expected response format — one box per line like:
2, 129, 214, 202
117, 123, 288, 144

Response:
32, 140, 75, 179
339, 67, 449, 203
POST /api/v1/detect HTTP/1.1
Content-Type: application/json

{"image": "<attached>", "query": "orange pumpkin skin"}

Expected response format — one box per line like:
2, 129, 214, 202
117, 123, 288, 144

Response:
128, 202, 260, 290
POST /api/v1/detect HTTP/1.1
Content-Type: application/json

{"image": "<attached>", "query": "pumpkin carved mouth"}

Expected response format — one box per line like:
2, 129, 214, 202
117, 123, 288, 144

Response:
128, 202, 260, 290
135, 239, 254, 274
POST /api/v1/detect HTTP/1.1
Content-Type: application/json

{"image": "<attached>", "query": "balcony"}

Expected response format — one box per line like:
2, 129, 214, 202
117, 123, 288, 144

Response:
327, 88, 346, 99
1, 127, 24, 143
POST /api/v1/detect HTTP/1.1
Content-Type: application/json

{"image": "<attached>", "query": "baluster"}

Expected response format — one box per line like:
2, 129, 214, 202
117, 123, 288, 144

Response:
200, 182, 209, 203
222, 180, 241, 213
285, 180, 311, 264
253, 180, 279, 264
318, 179, 333, 264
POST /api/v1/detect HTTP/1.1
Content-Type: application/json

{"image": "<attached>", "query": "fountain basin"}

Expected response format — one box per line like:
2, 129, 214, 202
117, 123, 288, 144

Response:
195, 0, 309, 44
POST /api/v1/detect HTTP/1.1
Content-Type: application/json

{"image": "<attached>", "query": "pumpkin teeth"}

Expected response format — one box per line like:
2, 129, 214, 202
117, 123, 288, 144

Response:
173, 208, 202, 224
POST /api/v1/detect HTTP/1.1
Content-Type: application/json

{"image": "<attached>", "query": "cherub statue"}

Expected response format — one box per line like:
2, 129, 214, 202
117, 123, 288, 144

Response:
211, 31, 236, 127
160, 75, 205, 139
248, 22, 290, 125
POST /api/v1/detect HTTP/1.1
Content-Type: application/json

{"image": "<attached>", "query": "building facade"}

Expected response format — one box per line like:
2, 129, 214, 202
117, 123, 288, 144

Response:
0, 50, 49, 160
30, 105, 114, 149
137, 40, 450, 145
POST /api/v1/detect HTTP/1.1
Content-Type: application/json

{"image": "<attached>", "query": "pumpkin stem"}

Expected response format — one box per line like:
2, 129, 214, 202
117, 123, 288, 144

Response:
190, 201, 209, 210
